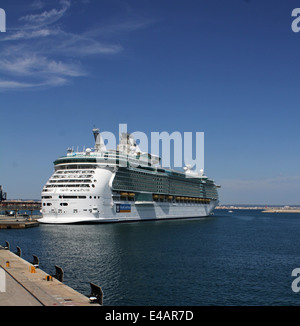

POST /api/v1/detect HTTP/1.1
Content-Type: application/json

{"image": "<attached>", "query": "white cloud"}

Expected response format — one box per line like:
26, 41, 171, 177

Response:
0, 80, 37, 89
0, 54, 85, 79
20, 0, 71, 27
50, 30, 123, 56
1, 28, 58, 41
0, 0, 122, 91
30, 0, 47, 10
0, 0, 153, 91
0, 76, 68, 91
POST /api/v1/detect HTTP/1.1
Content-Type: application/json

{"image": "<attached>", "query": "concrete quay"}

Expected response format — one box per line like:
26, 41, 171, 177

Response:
0, 215, 39, 229
0, 249, 101, 306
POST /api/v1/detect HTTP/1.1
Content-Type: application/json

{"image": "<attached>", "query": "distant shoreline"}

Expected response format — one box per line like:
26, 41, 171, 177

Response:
216, 206, 300, 213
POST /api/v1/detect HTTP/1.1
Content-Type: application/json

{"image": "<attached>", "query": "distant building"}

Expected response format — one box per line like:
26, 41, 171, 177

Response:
0, 185, 7, 202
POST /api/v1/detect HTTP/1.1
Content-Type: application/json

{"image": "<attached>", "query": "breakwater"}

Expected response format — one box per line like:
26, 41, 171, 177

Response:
216, 205, 300, 213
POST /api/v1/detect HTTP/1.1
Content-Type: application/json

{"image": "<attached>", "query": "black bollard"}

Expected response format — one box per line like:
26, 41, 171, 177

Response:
16, 246, 21, 257
53, 265, 64, 282
89, 282, 104, 305
32, 255, 39, 268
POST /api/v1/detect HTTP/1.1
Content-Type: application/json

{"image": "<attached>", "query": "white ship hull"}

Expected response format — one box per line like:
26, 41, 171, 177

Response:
38, 200, 218, 224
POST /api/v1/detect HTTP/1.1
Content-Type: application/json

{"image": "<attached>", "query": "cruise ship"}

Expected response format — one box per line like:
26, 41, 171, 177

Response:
38, 129, 219, 224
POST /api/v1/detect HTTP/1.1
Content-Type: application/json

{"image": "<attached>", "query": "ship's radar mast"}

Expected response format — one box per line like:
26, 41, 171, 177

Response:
93, 128, 106, 152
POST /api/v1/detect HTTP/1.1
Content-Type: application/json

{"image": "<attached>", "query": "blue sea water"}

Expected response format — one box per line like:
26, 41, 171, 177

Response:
1, 209, 300, 306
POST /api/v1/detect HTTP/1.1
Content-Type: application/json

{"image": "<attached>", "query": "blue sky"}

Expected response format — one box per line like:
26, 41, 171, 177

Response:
0, 0, 300, 205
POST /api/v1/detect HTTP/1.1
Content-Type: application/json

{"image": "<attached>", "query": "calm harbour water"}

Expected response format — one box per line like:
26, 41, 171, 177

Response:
1, 209, 300, 306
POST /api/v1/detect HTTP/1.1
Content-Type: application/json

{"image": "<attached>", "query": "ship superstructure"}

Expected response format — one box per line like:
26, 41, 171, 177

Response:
39, 129, 219, 224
